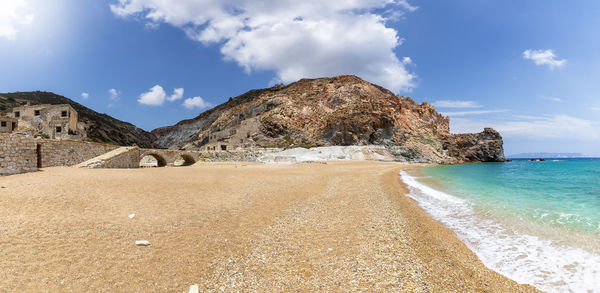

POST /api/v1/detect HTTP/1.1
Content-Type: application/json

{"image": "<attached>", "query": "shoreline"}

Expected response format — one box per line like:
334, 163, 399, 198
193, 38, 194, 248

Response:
403, 162, 600, 292
389, 165, 539, 292
0, 161, 537, 291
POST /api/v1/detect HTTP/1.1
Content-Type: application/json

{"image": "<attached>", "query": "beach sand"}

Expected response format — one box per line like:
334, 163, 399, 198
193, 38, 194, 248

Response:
0, 161, 538, 292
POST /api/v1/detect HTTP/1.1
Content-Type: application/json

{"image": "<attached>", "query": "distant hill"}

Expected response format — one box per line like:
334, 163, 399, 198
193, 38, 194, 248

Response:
0, 91, 157, 148
153, 75, 507, 163
508, 152, 584, 158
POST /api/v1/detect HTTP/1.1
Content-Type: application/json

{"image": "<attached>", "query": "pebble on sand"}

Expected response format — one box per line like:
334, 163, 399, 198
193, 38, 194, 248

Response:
188, 284, 199, 293
135, 240, 150, 246
128, 213, 136, 219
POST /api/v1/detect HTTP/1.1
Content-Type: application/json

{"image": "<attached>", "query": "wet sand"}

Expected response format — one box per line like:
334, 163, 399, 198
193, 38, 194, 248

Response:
0, 162, 538, 292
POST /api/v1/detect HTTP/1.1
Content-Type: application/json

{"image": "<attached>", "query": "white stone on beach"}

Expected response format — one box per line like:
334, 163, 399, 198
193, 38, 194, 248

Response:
135, 240, 150, 246
187, 284, 199, 293
129, 213, 135, 219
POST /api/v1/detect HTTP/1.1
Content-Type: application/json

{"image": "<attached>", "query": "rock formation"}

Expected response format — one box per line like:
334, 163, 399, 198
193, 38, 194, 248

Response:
153, 75, 506, 163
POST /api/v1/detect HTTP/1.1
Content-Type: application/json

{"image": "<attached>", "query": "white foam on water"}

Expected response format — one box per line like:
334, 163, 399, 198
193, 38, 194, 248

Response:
400, 171, 600, 293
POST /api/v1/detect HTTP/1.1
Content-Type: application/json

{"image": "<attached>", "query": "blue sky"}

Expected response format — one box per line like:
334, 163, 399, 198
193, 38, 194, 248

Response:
1, 0, 599, 156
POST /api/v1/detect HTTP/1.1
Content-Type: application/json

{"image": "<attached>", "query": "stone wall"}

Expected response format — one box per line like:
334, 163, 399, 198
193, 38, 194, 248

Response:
2, 133, 272, 176
0, 134, 37, 175
77, 147, 141, 169
37, 139, 119, 168
102, 148, 142, 168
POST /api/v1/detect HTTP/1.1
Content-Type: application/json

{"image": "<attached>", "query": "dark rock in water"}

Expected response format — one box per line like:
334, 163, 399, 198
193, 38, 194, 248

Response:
530, 159, 537, 161
441, 128, 507, 163
539, 158, 546, 161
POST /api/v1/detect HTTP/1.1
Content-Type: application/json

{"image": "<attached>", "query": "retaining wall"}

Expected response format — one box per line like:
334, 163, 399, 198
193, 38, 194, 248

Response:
37, 139, 119, 168
77, 147, 141, 169
0, 134, 37, 175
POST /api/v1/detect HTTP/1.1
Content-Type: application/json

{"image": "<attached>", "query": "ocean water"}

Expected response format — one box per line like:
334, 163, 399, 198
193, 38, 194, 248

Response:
401, 159, 600, 292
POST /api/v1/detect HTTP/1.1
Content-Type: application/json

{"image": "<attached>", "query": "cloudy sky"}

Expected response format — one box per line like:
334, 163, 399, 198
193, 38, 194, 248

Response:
1, 0, 599, 156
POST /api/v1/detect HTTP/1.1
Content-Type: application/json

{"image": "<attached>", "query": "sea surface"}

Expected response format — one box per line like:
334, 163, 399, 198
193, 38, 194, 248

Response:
401, 158, 600, 292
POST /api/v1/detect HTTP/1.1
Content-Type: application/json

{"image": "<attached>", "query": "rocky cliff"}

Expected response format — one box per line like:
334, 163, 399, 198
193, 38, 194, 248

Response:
0, 92, 157, 148
154, 75, 506, 163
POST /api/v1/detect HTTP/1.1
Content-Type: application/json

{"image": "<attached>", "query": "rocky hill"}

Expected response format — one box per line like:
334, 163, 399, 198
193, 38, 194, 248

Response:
0, 91, 157, 148
153, 75, 506, 163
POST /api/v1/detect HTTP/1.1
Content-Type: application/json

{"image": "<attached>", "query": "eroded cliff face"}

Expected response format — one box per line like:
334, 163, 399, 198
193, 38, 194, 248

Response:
153, 75, 506, 163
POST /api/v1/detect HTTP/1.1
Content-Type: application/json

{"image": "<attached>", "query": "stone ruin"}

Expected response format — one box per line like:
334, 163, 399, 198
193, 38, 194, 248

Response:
201, 116, 260, 151
0, 116, 18, 133
5, 103, 87, 140
0, 133, 210, 176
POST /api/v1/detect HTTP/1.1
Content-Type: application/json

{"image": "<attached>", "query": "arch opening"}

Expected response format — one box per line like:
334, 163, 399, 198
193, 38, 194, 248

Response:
140, 154, 167, 168
173, 153, 196, 167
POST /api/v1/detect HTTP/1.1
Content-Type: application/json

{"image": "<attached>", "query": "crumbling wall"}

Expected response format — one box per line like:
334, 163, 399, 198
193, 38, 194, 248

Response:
0, 134, 37, 175
37, 139, 119, 167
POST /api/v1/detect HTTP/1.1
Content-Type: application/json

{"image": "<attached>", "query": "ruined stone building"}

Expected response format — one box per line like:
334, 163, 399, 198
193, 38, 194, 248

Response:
202, 116, 260, 151
9, 104, 86, 139
0, 116, 19, 133
0, 116, 18, 133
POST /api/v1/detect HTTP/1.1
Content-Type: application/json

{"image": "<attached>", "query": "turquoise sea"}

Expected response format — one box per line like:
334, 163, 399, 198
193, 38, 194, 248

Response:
402, 159, 600, 292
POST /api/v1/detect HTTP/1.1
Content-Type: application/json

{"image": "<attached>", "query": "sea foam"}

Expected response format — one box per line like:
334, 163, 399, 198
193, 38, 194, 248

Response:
400, 171, 600, 293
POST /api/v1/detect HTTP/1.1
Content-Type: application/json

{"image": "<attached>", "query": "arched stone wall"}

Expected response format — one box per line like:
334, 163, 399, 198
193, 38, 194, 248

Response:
174, 153, 196, 167
139, 153, 168, 167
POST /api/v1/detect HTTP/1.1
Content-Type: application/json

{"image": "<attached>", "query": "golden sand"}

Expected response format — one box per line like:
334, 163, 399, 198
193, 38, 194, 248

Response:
0, 162, 538, 292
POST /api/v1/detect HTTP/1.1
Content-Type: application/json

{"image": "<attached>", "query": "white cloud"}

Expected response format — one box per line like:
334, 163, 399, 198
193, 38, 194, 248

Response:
523, 49, 566, 70
138, 85, 166, 106
108, 88, 121, 100
432, 100, 482, 108
441, 110, 507, 117
168, 88, 184, 101
0, 0, 34, 40
540, 95, 563, 103
110, 0, 417, 93
81, 92, 89, 99
450, 114, 600, 141
591, 107, 600, 111
138, 86, 186, 105
397, 0, 418, 12
183, 97, 212, 109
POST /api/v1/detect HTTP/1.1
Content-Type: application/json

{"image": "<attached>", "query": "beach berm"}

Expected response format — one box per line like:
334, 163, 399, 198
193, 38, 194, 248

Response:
0, 162, 538, 292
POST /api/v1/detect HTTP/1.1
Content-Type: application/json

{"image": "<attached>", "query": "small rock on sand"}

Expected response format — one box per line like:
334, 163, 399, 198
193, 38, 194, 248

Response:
188, 284, 199, 293
135, 240, 150, 246
128, 213, 135, 219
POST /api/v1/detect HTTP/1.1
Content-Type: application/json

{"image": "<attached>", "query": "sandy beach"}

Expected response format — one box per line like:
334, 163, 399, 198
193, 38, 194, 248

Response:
0, 162, 538, 292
